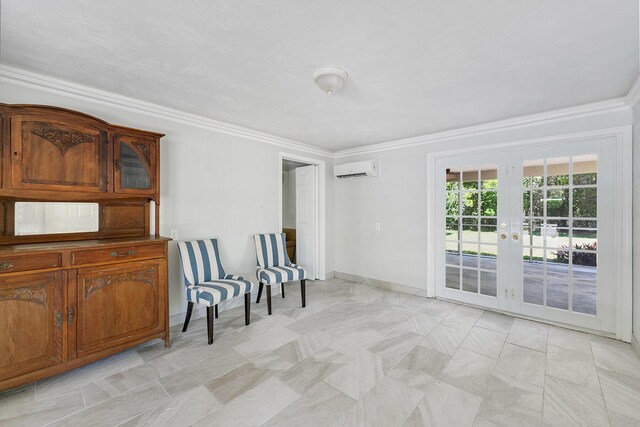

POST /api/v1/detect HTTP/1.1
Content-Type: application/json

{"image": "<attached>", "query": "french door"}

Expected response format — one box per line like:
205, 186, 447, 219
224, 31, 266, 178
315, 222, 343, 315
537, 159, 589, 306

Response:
435, 138, 615, 333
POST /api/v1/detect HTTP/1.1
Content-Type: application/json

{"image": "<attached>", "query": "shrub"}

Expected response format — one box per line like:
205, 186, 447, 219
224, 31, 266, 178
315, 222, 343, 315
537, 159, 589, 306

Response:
554, 242, 597, 267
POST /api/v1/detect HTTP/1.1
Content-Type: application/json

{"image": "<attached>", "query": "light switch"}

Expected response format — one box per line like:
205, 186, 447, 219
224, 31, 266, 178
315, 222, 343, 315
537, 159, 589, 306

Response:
375, 223, 381, 231
170, 229, 179, 240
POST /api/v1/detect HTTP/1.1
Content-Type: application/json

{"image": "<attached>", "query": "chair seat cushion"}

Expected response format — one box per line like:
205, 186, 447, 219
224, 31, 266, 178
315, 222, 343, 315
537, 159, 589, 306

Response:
186, 275, 254, 306
257, 264, 306, 285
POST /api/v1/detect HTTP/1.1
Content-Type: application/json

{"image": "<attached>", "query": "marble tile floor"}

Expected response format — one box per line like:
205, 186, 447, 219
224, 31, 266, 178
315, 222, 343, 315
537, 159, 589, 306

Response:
2, 278, 640, 426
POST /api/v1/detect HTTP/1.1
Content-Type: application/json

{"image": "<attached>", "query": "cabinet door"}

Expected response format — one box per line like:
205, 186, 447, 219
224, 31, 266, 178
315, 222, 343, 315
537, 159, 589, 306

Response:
75, 259, 163, 356
0, 271, 64, 382
10, 114, 108, 192
114, 134, 157, 196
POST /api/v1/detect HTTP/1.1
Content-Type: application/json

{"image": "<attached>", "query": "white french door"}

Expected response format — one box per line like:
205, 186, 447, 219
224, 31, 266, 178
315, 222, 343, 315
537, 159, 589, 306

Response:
435, 138, 616, 333
295, 165, 318, 280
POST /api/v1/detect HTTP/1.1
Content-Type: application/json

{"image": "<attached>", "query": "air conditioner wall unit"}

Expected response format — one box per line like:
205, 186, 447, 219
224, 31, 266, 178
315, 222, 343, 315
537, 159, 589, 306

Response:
334, 159, 378, 179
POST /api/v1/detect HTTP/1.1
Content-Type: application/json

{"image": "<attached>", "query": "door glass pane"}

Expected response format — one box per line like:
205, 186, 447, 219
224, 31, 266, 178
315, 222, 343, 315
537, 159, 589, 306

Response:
462, 269, 479, 293
444, 165, 498, 298
480, 272, 497, 296
521, 155, 598, 315
573, 188, 597, 218
479, 244, 497, 269
120, 142, 151, 189
481, 166, 498, 189
446, 267, 460, 290
523, 275, 544, 305
573, 279, 596, 314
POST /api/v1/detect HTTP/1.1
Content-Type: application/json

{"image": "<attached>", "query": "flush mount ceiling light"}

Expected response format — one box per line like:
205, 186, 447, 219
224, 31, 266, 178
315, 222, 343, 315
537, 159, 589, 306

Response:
312, 67, 348, 95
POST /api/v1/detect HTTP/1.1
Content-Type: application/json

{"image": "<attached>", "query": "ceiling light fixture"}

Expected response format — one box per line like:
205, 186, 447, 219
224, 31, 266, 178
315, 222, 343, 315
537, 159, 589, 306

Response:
313, 67, 348, 95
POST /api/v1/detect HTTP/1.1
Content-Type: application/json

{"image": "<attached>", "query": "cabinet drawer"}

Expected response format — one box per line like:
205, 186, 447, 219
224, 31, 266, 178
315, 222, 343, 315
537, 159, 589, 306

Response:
71, 243, 164, 266
0, 252, 62, 274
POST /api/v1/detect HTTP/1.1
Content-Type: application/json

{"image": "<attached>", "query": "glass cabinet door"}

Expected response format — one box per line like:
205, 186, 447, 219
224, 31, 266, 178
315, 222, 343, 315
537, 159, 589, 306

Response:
114, 135, 157, 195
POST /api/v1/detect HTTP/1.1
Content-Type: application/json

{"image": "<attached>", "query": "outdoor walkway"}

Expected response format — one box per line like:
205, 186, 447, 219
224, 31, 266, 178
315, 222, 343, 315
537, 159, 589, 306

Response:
446, 254, 597, 315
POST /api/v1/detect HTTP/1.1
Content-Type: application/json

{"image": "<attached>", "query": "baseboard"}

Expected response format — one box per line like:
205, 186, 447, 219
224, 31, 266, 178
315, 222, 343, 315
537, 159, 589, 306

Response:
324, 271, 336, 280
632, 334, 640, 360
334, 272, 429, 298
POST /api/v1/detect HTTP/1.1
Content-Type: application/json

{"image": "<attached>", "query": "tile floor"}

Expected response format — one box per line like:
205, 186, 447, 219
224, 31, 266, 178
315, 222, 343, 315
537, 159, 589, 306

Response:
2, 278, 640, 426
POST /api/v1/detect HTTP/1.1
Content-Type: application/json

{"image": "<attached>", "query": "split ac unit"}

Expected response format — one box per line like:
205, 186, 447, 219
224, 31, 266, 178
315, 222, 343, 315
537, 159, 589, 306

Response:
334, 160, 378, 179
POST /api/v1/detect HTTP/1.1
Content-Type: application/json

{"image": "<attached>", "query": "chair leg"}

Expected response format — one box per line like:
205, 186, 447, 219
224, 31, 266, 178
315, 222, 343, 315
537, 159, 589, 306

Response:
182, 301, 194, 332
301, 279, 306, 308
256, 282, 264, 303
206, 306, 214, 345
267, 285, 272, 315
244, 293, 251, 325
281, 282, 285, 298
215, 304, 219, 319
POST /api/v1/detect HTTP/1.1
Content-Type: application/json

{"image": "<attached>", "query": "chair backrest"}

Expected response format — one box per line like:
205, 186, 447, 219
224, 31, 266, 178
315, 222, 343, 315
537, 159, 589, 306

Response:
254, 233, 291, 268
177, 239, 226, 285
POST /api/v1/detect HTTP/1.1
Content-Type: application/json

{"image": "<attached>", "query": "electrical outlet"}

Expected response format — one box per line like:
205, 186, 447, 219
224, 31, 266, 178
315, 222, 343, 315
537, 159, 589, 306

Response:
375, 223, 381, 231
170, 229, 179, 240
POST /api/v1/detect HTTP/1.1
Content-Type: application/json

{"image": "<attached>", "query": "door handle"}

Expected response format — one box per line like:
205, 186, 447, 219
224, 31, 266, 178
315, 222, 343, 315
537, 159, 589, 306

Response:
0, 261, 14, 270
110, 249, 136, 257
500, 233, 508, 240
512, 233, 520, 241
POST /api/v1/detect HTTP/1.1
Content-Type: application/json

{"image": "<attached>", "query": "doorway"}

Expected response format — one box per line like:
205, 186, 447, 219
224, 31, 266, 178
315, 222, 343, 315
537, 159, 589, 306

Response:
279, 153, 326, 280
429, 129, 631, 339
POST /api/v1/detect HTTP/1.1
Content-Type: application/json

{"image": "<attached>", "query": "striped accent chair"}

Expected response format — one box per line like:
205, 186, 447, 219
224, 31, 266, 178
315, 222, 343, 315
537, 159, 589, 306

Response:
253, 233, 306, 315
177, 239, 254, 344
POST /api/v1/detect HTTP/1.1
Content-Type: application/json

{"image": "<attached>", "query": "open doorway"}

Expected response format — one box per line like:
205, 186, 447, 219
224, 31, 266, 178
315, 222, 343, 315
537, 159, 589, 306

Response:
279, 153, 326, 281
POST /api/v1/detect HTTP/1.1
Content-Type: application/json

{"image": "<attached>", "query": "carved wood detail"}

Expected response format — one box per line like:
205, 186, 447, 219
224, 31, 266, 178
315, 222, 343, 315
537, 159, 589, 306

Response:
135, 143, 151, 164
31, 126, 95, 155
84, 268, 155, 298
0, 285, 46, 305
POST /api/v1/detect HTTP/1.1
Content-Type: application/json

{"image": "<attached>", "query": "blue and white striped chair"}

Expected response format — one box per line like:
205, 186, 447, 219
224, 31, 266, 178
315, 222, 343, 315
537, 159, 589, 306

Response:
177, 239, 254, 344
253, 233, 306, 315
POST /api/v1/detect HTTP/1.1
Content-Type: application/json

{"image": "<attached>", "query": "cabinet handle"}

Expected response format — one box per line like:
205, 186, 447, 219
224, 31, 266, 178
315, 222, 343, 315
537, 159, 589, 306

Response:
68, 307, 74, 324
0, 262, 14, 270
115, 159, 121, 172
55, 311, 63, 328
110, 249, 136, 257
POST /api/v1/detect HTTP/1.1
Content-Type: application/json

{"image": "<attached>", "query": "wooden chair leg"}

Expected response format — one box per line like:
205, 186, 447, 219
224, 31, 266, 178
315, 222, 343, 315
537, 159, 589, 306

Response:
281, 282, 285, 298
206, 306, 214, 345
182, 301, 194, 332
244, 293, 251, 325
267, 285, 272, 315
215, 304, 219, 319
301, 279, 306, 308
256, 282, 264, 303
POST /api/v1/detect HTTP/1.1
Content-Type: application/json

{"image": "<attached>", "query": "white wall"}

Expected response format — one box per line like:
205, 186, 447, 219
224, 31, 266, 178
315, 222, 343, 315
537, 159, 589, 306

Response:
0, 81, 335, 320
335, 108, 632, 290
282, 170, 296, 228
633, 103, 640, 347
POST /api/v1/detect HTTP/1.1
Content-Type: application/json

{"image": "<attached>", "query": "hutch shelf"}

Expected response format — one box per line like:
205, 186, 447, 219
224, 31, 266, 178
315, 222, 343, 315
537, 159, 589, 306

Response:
0, 104, 169, 392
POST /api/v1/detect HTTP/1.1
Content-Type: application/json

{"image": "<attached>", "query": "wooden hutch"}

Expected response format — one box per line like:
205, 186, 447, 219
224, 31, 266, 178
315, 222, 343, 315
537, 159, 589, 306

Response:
0, 104, 169, 391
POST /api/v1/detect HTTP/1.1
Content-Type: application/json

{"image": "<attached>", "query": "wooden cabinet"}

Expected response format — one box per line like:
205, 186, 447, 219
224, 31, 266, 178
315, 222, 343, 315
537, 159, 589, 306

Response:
0, 238, 169, 391
114, 134, 158, 196
0, 104, 164, 245
0, 104, 163, 203
9, 113, 108, 193
75, 260, 164, 356
0, 104, 169, 392
0, 271, 64, 382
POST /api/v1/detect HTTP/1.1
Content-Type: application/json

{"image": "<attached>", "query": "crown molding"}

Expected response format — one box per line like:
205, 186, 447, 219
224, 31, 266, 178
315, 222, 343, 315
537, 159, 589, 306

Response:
1, 64, 634, 161
625, 74, 640, 109
0, 65, 334, 158
334, 97, 630, 158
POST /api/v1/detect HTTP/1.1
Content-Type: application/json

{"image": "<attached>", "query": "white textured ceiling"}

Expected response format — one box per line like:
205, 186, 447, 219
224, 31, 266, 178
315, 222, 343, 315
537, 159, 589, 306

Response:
1, 1, 638, 150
